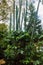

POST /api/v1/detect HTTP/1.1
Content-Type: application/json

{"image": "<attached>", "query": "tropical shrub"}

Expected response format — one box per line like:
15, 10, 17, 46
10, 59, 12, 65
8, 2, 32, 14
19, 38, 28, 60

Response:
0, 23, 8, 59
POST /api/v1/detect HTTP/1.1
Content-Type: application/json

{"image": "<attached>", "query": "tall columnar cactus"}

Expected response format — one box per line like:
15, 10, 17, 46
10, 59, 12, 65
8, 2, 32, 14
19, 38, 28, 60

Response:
37, 0, 41, 14
20, 8, 25, 31
18, 0, 22, 31
20, 12, 24, 31
16, 5, 19, 31
13, 0, 15, 31
24, 0, 28, 31
13, 0, 29, 32
13, 0, 23, 31
9, 13, 12, 33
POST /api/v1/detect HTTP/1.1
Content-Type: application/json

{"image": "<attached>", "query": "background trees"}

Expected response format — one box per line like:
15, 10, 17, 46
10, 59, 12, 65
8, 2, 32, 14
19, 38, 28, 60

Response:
0, 0, 9, 21
26, 3, 42, 42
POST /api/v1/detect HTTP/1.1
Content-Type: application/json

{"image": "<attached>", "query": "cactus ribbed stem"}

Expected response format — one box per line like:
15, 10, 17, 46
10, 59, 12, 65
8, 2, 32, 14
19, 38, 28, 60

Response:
24, 0, 27, 31
9, 13, 12, 33
13, 0, 15, 31
18, 0, 22, 31
16, 5, 18, 31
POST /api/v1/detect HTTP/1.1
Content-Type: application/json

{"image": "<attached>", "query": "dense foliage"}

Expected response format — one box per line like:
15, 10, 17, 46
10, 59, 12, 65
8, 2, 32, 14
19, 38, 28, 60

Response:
0, 0, 43, 65
0, 30, 43, 65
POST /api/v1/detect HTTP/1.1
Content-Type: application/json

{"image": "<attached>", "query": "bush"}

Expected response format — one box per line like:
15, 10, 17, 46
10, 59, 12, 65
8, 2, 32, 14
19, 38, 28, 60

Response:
0, 30, 43, 65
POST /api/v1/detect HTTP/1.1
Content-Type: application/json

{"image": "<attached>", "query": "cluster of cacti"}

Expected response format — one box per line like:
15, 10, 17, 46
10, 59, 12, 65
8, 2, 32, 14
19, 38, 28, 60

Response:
12, 0, 22, 31
9, 0, 29, 32
9, 0, 42, 33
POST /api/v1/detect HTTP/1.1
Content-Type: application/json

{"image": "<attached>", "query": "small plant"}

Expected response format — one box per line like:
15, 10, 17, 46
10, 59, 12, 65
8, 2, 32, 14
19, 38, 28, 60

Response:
4, 44, 15, 65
